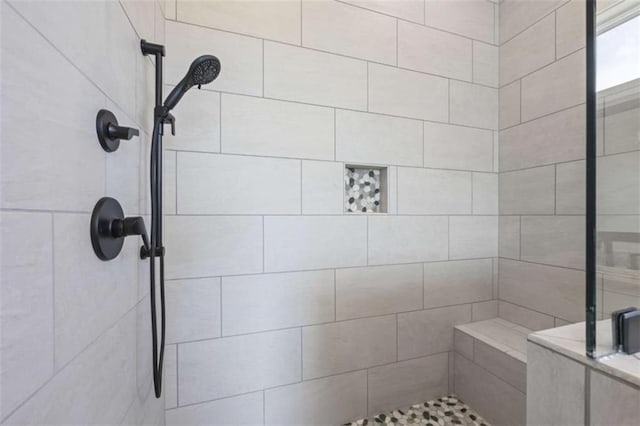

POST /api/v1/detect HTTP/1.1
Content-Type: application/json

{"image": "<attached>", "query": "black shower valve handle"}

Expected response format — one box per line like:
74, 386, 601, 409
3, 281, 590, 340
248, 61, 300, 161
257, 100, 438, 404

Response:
107, 122, 139, 141
96, 109, 140, 153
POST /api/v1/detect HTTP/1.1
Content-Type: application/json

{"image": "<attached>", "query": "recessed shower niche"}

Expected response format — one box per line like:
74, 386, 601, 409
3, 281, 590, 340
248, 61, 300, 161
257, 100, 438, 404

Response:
344, 165, 388, 213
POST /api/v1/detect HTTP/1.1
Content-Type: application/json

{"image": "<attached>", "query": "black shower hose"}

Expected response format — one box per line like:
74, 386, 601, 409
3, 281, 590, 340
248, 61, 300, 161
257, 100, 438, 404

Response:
149, 117, 166, 398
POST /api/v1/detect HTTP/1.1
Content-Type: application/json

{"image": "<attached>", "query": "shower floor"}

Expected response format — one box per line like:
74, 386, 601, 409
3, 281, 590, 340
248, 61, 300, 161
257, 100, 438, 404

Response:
344, 395, 490, 426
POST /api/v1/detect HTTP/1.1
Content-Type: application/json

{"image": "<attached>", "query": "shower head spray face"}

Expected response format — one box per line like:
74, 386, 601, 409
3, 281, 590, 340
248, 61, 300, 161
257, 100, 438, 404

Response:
163, 55, 221, 112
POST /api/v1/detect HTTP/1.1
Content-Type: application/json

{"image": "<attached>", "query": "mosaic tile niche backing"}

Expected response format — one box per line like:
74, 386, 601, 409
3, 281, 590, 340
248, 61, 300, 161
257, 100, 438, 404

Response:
345, 166, 387, 213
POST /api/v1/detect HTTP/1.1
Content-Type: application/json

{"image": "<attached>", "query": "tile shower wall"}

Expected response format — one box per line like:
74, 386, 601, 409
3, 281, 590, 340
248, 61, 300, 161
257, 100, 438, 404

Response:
1, 0, 164, 424
498, 0, 587, 328
163, 0, 499, 424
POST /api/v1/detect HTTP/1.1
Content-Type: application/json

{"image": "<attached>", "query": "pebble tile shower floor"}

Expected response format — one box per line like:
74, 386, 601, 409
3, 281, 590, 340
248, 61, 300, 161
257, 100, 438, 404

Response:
344, 396, 491, 426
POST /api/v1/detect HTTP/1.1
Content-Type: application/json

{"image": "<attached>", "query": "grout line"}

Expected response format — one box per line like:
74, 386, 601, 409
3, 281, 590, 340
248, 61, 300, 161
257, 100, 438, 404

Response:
500, 46, 585, 90
334, 108, 337, 161
262, 216, 265, 272
366, 62, 370, 112
395, 19, 399, 66
263, 391, 266, 424
262, 39, 265, 97
176, 343, 180, 407
51, 213, 56, 372
300, 327, 303, 381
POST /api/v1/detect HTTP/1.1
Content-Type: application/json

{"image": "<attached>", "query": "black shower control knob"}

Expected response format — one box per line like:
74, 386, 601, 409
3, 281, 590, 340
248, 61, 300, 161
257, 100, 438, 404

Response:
96, 109, 140, 153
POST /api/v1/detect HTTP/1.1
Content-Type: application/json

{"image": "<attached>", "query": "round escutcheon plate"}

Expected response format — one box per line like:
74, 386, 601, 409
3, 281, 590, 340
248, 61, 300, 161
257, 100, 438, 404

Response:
90, 197, 125, 261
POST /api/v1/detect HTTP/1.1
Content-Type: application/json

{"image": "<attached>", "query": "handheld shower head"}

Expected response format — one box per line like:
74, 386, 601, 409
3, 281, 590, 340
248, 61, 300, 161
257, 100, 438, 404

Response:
163, 55, 220, 112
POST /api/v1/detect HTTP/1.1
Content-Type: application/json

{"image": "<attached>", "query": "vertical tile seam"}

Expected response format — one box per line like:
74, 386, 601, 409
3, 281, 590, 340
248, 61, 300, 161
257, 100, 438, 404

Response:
395, 19, 399, 66
263, 390, 266, 425
175, 151, 178, 213
262, 216, 265, 272
176, 343, 180, 407
299, 160, 303, 215
333, 269, 337, 321
219, 278, 223, 337
51, 213, 56, 372
262, 39, 265, 97
219, 93, 223, 153
366, 62, 370, 112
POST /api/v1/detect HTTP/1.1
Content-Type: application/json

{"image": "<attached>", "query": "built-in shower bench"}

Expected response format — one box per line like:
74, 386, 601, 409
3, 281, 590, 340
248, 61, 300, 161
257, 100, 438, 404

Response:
452, 318, 532, 426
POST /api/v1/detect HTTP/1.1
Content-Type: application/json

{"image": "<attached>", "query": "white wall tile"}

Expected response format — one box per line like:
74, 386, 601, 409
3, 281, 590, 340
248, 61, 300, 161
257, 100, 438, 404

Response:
472, 300, 499, 321
164, 345, 178, 410
450, 81, 498, 130
177, 152, 301, 214
498, 301, 555, 331
500, 14, 555, 86
164, 216, 263, 279
166, 20, 263, 96
556, 0, 585, 59
265, 371, 367, 426
336, 264, 423, 320
423, 122, 494, 172
178, 329, 301, 404
521, 216, 585, 270
167, 392, 264, 426
423, 259, 493, 309
341, 0, 424, 23
397, 305, 471, 360
499, 105, 585, 171
222, 270, 335, 335
367, 354, 449, 416
473, 340, 526, 392
302, 161, 344, 214
499, 216, 521, 259
302, 0, 396, 64
368, 63, 449, 121
368, 216, 449, 265
54, 214, 137, 368
121, 0, 155, 42
473, 41, 498, 87
336, 110, 423, 167
164, 87, 220, 152
264, 216, 367, 272
499, 166, 555, 214
450, 216, 498, 260
1, 212, 54, 416
424, 0, 495, 44
472, 172, 498, 215
4, 310, 137, 425
499, 0, 564, 43
166, 278, 221, 344
597, 151, 640, 215
590, 370, 640, 426
1, 8, 105, 211
521, 49, 585, 121
264, 41, 367, 110
222, 94, 334, 160
499, 259, 585, 322
499, 80, 521, 130
398, 21, 472, 81
163, 150, 177, 215
397, 167, 472, 214
303, 315, 396, 379
176, 0, 301, 44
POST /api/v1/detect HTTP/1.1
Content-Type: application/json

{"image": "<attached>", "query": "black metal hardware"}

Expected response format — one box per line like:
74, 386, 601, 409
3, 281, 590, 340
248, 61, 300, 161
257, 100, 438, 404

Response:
96, 109, 140, 152
90, 197, 150, 261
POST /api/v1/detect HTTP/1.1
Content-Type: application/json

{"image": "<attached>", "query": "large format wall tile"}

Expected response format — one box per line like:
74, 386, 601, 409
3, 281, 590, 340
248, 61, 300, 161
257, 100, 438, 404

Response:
368, 63, 449, 121
473, 41, 499, 87
527, 342, 585, 426
500, 0, 564, 43
397, 167, 472, 215
555, 0, 586, 59
521, 216, 585, 269
164, 87, 220, 152
336, 264, 423, 320
423, 259, 493, 309
423, 122, 494, 172
166, 21, 263, 96
166, 392, 264, 426
368, 216, 449, 265
178, 329, 301, 404
176, 0, 301, 44
499, 14, 555, 86
499, 166, 555, 214
450, 81, 498, 130
265, 371, 367, 426
499, 259, 585, 322
590, 370, 640, 426
556, 160, 586, 215
54, 214, 137, 368
302, 160, 344, 214
424, 0, 495, 44
177, 152, 301, 214
398, 305, 471, 360
521, 50, 585, 121
302, 0, 396, 64
398, 21, 472, 81
1, 212, 54, 417
164, 215, 263, 279
222, 94, 334, 160
500, 105, 585, 171
222, 270, 335, 335
498, 301, 555, 332
472, 172, 498, 215
449, 216, 498, 260
264, 216, 367, 272
367, 354, 449, 416
303, 315, 396, 379
499, 216, 520, 260
1, 8, 105, 211
336, 110, 423, 167
166, 278, 221, 344
499, 80, 521, 129
264, 41, 367, 110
